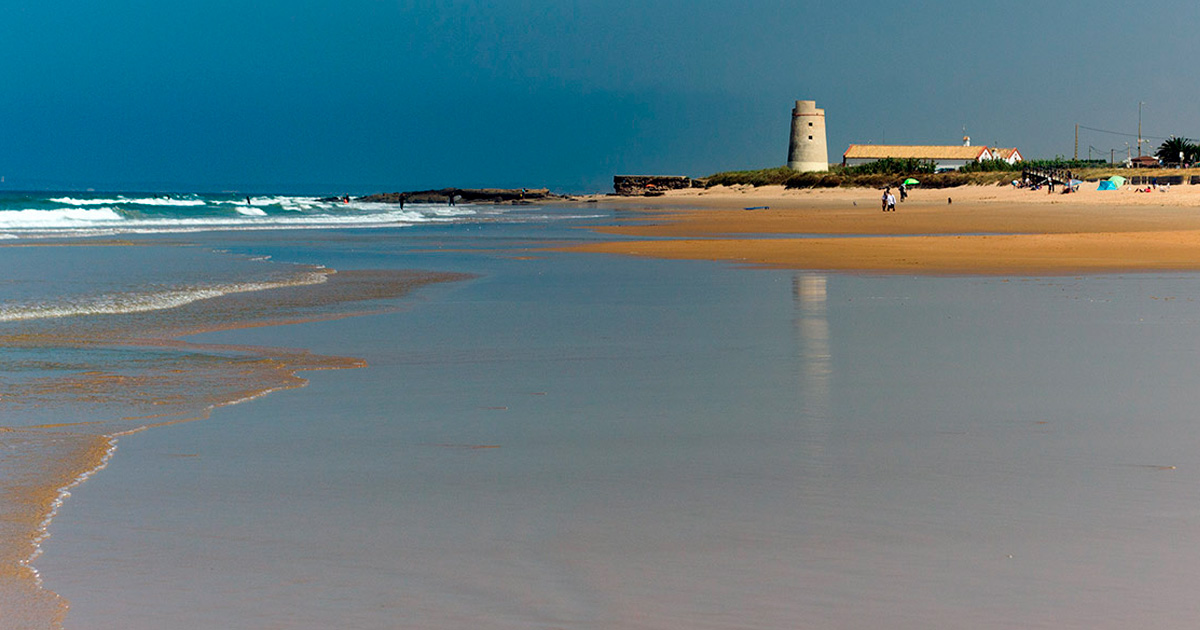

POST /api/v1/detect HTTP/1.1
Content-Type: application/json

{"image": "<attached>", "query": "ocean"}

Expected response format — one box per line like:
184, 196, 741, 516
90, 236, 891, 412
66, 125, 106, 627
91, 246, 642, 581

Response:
3, 191, 1200, 628
0, 191, 538, 237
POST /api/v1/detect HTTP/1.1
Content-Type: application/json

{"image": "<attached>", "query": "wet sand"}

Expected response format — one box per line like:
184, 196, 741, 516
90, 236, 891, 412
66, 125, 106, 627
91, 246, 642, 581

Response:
0, 263, 470, 628
24, 216, 1200, 629
565, 184, 1200, 274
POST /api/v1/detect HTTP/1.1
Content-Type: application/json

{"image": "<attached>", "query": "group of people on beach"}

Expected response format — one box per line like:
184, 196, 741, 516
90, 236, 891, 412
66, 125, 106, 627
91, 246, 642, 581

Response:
881, 183, 906, 211
1013, 177, 1077, 194
1134, 183, 1169, 193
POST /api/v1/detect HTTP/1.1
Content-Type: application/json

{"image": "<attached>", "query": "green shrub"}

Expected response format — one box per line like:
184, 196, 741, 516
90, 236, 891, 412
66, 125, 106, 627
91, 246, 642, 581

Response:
918, 173, 971, 188
843, 158, 936, 175
717, 165, 1017, 189
784, 172, 822, 189
704, 167, 796, 187
816, 174, 843, 188
851, 174, 891, 189
959, 159, 1022, 173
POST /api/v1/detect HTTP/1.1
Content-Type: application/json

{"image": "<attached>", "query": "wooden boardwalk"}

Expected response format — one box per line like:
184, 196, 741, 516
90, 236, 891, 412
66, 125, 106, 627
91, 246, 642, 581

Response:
1022, 166, 1073, 186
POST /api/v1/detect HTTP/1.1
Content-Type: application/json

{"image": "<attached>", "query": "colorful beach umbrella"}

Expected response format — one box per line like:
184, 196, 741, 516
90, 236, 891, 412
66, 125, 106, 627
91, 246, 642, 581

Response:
1107, 175, 1126, 187
903, 178, 920, 186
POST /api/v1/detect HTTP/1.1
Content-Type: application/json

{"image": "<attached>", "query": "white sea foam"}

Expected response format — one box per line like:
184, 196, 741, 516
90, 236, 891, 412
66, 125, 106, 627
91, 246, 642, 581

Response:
0, 270, 330, 322
0, 209, 470, 234
0, 194, 492, 238
50, 196, 206, 207
24, 435, 119, 580
0, 208, 124, 228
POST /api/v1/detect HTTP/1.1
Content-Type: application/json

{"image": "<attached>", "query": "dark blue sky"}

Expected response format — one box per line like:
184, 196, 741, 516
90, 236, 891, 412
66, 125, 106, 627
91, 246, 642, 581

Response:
3, 0, 1198, 193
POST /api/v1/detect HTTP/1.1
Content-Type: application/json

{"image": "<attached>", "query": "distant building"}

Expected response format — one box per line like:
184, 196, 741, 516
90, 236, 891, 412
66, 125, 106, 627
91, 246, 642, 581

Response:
842, 143, 993, 171
787, 100, 829, 172
991, 148, 1024, 164
1129, 155, 1161, 168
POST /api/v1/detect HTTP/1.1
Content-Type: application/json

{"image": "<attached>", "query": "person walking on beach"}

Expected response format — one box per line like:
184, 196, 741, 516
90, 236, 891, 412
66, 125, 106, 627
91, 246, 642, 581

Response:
881, 188, 890, 212
886, 191, 896, 212
899, 182, 908, 202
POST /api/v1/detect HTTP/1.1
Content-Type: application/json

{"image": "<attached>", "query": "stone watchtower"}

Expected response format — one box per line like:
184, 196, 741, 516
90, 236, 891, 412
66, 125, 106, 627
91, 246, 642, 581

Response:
787, 100, 828, 172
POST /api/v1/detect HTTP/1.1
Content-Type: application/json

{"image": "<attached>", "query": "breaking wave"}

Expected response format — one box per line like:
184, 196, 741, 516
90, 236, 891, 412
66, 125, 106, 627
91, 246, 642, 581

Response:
0, 270, 331, 322
0, 192, 493, 237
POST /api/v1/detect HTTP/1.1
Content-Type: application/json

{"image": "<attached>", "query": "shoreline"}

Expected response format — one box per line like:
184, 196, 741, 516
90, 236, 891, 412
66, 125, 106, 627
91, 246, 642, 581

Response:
21, 196, 1200, 628
560, 184, 1200, 275
0, 263, 472, 627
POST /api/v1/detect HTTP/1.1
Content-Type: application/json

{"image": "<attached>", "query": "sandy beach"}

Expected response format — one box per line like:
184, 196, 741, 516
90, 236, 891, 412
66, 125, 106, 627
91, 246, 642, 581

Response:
565, 183, 1200, 274
10, 195, 1200, 629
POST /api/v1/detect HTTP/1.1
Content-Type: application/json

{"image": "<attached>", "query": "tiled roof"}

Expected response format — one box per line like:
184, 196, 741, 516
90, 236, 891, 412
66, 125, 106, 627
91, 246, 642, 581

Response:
843, 144, 990, 160
993, 148, 1021, 160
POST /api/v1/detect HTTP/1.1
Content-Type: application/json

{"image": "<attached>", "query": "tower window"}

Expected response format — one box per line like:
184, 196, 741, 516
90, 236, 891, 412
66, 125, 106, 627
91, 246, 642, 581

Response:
808, 122, 813, 127
808, 136, 813, 140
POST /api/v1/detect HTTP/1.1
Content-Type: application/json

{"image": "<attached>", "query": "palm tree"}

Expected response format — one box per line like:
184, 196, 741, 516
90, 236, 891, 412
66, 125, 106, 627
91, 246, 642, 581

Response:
1155, 136, 1198, 165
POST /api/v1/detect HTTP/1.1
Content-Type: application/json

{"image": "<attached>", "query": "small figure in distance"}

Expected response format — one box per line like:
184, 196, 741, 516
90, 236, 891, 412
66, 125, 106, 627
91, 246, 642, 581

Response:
899, 182, 908, 202
399, 193, 406, 210
886, 191, 896, 212
881, 187, 890, 212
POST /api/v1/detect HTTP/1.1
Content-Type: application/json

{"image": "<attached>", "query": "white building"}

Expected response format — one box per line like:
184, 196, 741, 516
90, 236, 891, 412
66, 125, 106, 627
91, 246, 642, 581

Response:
842, 144, 994, 171
787, 100, 829, 172
991, 148, 1024, 164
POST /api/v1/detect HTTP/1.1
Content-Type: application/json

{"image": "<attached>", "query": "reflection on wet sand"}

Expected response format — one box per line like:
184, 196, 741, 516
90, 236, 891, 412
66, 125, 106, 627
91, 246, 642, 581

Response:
0, 266, 472, 628
792, 272, 832, 487
793, 273, 831, 420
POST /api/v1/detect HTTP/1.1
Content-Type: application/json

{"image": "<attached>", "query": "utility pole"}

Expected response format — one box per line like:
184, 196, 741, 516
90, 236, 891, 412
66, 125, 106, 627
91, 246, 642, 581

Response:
1138, 101, 1145, 157
1074, 123, 1079, 160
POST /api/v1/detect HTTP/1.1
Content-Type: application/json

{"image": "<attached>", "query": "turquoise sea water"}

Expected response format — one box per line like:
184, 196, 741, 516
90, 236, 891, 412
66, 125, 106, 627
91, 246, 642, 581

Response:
5, 193, 1200, 628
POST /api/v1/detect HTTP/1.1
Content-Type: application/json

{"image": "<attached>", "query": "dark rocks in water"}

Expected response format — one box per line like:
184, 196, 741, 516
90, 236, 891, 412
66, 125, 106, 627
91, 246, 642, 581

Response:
356, 188, 560, 204
613, 175, 702, 196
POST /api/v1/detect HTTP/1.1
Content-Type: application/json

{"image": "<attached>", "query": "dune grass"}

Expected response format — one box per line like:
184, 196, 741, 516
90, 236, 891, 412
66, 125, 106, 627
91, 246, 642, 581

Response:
704, 164, 1200, 190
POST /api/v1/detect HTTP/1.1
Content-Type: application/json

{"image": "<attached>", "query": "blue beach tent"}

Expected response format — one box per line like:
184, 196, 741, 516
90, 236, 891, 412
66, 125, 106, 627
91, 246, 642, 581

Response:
1097, 180, 1118, 191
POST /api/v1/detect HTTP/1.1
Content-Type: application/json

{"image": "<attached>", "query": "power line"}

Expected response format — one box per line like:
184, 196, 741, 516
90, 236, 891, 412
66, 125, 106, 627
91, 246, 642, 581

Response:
1077, 124, 1174, 142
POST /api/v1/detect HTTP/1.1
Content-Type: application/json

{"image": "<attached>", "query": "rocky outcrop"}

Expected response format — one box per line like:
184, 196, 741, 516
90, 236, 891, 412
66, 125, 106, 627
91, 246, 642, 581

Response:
613, 175, 703, 196
356, 188, 559, 204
